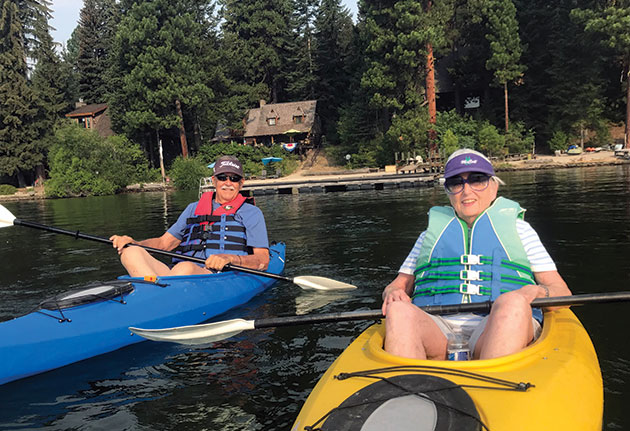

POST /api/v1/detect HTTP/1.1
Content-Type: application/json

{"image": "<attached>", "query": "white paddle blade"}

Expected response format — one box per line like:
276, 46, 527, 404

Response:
129, 318, 255, 345
293, 276, 357, 291
0, 205, 16, 228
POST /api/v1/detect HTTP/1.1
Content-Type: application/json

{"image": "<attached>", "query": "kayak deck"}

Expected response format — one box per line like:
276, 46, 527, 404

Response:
292, 309, 602, 431
0, 242, 285, 385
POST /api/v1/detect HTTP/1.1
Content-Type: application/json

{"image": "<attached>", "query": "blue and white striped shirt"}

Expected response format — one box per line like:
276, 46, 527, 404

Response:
398, 219, 556, 275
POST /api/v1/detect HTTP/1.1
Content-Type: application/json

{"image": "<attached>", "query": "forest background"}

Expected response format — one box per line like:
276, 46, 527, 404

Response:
2, 0, 630, 196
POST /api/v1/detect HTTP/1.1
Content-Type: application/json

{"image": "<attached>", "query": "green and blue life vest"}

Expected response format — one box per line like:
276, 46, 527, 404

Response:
413, 197, 542, 321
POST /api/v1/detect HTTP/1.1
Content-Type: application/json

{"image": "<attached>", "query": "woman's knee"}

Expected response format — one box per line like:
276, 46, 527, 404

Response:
491, 291, 532, 322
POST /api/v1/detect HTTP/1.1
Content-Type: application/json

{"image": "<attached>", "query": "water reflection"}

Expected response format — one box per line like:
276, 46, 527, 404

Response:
1, 166, 630, 429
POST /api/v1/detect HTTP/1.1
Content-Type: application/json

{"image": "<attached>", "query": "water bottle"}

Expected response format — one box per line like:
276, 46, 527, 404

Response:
447, 331, 470, 361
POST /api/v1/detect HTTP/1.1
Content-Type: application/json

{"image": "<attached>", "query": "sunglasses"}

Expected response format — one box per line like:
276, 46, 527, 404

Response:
444, 173, 491, 194
215, 173, 242, 182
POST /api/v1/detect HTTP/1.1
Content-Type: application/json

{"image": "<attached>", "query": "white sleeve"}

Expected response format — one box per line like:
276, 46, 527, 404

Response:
398, 231, 427, 275
516, 219, 557, 272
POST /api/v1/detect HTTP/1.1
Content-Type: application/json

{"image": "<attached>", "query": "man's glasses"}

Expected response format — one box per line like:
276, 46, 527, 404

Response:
215, 173, 242, 182
444, 173, 491, 194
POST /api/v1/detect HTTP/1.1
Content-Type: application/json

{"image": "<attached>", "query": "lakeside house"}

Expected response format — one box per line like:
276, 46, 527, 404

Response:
65, 102, 114, 138
241, 100, 321, 154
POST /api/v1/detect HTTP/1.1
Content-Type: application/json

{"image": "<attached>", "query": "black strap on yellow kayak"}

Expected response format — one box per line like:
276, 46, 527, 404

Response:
305, 365, 534, 431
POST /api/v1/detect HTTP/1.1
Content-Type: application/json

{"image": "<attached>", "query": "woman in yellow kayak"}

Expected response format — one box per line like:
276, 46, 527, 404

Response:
382, 148, 571, 360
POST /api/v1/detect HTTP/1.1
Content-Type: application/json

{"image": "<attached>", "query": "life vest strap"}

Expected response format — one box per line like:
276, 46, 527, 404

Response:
188, 224, 246, 235
183, 231, 248, 244
175, 243, 248, 253
185, 214, 237, 225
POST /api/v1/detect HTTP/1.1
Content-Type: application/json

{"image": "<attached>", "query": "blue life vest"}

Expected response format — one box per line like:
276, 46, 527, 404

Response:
413, 197, 541, 321
173, 192, 251, 263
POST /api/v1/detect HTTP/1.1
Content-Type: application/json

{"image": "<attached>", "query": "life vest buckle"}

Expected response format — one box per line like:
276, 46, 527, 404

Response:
460, 269, 481, 281
461, 254, 482, 265
459, 283, 482, 295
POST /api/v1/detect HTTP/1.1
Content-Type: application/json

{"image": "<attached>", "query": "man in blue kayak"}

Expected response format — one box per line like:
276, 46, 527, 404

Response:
381, 149, 571, 360
110, 155, 269, 276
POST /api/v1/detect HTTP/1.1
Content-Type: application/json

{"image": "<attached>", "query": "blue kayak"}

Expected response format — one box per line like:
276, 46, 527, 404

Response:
0, 242, 285, 385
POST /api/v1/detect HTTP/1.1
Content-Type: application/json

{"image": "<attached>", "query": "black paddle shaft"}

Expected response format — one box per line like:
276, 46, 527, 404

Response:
12, 218, 293, 282
251, 291, 630, 329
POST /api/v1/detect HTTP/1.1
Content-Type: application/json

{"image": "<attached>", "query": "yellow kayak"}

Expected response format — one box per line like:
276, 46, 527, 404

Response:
292, 309, 602, 431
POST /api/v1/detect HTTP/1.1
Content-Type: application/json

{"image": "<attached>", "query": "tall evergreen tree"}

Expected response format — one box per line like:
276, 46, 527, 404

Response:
76, 0, 119, 103
573, 1, 630, 147
220, 0, 293, 103
313, 0, 355, 143
354, 0, 453, 158
0, 0, 40, 186
484, 0, 525, 132
285, 0, 318, 100
511, 0, 606, 148
30, 4, 67, 182
109, 0, 215, 161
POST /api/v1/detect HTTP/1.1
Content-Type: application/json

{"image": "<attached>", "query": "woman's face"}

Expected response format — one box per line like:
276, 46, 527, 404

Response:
447, 172, 498, 226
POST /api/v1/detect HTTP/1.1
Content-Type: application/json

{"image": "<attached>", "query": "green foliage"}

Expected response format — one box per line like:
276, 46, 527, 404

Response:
0, 0, 40, 186
505, 122, 534, 154
441, 130, 460, 158
385, 108, 429, 157
0, 184, 17, 195
168, 156, 210, 190
46, 124, 151, 197
477, 123, 506, 156
435, 110, 479, 153
76, 0, 119, 103
484, 0, 525, 86
221, 0, 293, 105
548, 130, 568, 152
109, 0, 215, 158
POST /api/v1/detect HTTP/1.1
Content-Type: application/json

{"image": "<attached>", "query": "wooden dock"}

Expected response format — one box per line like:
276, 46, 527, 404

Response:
199, 172, 438, 197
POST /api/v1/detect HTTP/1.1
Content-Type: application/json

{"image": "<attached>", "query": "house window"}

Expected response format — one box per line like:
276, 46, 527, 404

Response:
293, 115, 304, 124
267, 117, 276, 126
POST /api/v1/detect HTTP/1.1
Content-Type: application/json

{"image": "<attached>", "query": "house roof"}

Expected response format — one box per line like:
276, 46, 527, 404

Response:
66, 103, 108, 118
243, 100, 317, 138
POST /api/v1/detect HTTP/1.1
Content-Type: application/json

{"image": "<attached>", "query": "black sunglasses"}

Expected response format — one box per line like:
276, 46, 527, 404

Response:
215, 173, 242, 182
444, 173, 491, 194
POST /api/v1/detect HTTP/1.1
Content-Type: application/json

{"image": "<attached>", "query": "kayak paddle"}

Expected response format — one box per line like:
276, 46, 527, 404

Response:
129, 291, 630, 344
0, 204, 355, 291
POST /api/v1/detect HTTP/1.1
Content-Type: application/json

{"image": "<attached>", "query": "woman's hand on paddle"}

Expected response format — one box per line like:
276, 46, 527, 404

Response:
381, 273, 414, 315
109, 235, 135, 254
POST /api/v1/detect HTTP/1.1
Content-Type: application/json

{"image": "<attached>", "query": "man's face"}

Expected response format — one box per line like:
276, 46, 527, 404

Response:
212, 173, 244, 204
447, 172, 498, 226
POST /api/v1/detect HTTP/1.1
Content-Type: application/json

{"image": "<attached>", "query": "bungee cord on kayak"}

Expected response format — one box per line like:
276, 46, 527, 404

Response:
336, 365, 534, 392
304, 364, 537, 431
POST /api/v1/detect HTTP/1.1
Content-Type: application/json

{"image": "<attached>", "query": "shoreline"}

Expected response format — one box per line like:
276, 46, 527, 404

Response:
2, 151, 628, 202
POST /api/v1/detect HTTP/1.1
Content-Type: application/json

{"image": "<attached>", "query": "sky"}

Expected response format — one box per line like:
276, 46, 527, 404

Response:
49, 0, 359, 47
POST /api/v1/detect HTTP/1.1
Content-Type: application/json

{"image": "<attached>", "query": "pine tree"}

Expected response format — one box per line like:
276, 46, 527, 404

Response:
355, 0, 453, 158
312, 0, 355, 143
109, 0, 215, 160
220, 0, 293, 103
484, 0, 525, 132
284, 0, 318, 100
0, 0, 39, 187
76, 0, 119, 103
30, 3, 68, 182
511, 0, 607, 147
572, 1, 630, 148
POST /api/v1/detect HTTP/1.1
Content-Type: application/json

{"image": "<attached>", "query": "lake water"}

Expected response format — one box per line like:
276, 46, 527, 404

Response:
1, 165, 629, 430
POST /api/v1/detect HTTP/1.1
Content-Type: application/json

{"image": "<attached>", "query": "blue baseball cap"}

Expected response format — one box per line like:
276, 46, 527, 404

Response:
444, 149, 495, 179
